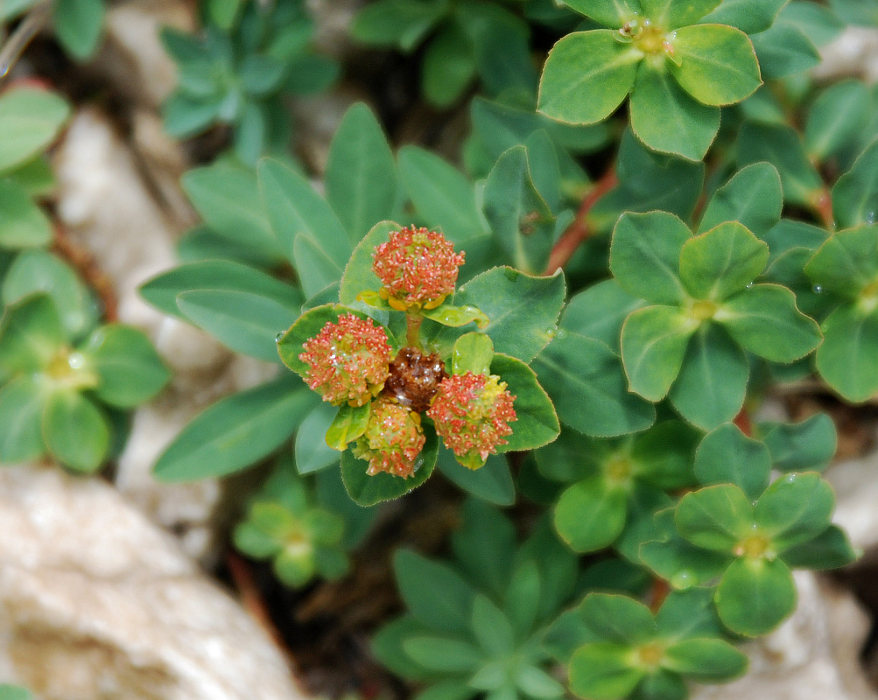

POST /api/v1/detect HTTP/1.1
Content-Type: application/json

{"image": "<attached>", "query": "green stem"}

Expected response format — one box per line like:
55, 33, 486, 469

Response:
406, 313, 423, 348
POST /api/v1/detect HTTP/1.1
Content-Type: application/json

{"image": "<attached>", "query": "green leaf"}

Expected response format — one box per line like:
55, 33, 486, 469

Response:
43, 390, 109, 472
81, 325, 170, 408
0, 294, 65, 375
694, 423, 770, 499
0, 375, 47, 462
482, 145, 554, 273
699, 0, 787, 33
804, 225, 878, 301
2, 249, 96, 337
491, 353, 560, 453
670, 24, 761, 106
561, 279, 645, 351
295, 402, 340, 474
668, 323, 748, 430
422, 22, 476, 106
0, 88, 70, 174
182, 165, 280, 259
538, 30, 641, 124
534, 332, 656, 437
829, 0, 878, 26
755, 473, 834, 552
641, 0, 722, 27
676, 484, 753, 552
632, 421, 698, 490
655, 588, 724, 638
554, 476, 628, 552
0, 179, 52, 249
397, 145, 488, 244
341, 424, 438, 505
451, 332, 493, 375
579, 593, 657, 643
621, 305, 696, 402
471, 595, 515, 654
338, 220, 398, 305
505, 560, 541, 637
440, 267, 565, 363
326, 103, 398, 242
153, 377, 316, 481
515, 666, 565, 699
258, 158, 351, 295
679, 222, 769, 301
451, 498, 515, 595
833, 139, 878, 230
716, 283, 822, 363
569, 643, 645, 700
751, 22, 820, 79
662, 638, 747, 681
781, 524, 858, 570
437, 449, 515, 506
610, 211, 690, 305
422, 302, 489, 329
139, 259, 302, 321
805, 80, 872, 162
325, 403, 371, 450
629, 63, 720, 161
176, 289, 298, 363
351, 0, 448, 51
715, 556, 796, 636
394, 547, 477, 635
402, 636, 482, 673
559, 0, 638, 26
781, 1, 844, 46
53, 0, 104, 59
815, 305, 878, 402
737, 122, 822, 207
698, 163, 783, 237
760, 414, 837, 473
0, 685, 33, 700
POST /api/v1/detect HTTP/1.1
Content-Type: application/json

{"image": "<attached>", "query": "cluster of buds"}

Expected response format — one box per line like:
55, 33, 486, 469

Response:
428, 372, 517, 470
372, 225, 466, 311
299, 313, 391, 406
296, 227, 516, 478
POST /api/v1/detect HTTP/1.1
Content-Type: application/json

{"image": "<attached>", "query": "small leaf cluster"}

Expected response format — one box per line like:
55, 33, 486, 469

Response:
0, 85, 169, 473
373, 500, 578, 700
351, 0, 538, 108
234, 455, 357, 587
546, 589, 746, 700
161, 0, 338, 165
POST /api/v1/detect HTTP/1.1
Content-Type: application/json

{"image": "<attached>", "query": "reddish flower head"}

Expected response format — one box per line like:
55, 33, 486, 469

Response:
299, 314, 391, 406
372, 226, 465, 310
353, 397, 426, 479
427, 372, 517, 470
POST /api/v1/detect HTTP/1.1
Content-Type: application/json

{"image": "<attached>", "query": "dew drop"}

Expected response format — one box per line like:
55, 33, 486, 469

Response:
275, 332, 284, 343
812, 284, 823, 294
785, 473, 798, 484
671, 570, 694, 589
67, 352, 85, 370
866, 211, 876, 225
746, 282, 753, 289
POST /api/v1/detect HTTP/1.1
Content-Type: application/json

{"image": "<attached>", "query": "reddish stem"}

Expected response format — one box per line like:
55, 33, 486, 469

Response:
51, 224, 118, 322
811, 187, 835, 231
733, 408, 753, 437
225, 550, 287, 651
544, 166, 618, 275
649, 577, 670, 613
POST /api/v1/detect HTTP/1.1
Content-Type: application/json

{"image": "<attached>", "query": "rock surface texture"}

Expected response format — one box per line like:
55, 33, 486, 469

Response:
0, 463, 306, 700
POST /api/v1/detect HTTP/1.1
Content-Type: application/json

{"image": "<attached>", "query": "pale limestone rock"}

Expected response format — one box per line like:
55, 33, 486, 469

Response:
102, 0, 195, 107
692, 572, 876, 700
827, 449, 878, 555
814, 26, 878, 83
0, 463, 304, 700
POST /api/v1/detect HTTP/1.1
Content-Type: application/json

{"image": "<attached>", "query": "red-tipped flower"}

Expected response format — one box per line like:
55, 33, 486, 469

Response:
372, 226, 465, 311
299, 314, 391, 406
353, 397, 425, 479
428, 372, 517, 470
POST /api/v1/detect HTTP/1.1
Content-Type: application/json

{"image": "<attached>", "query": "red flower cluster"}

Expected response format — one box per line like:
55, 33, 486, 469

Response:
372, 226, 465, 310
298, 314, 391, 406
353, 397, 426, 478
428, 372, 517, 469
